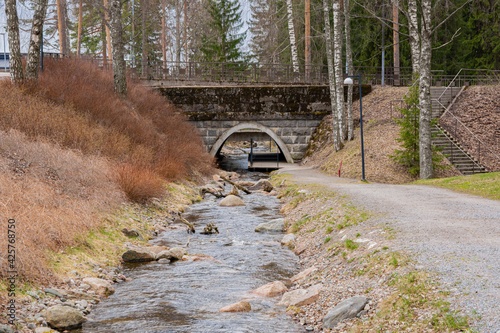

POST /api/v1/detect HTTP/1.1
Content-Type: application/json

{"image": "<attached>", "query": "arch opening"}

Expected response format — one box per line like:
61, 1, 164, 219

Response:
209, 122, 294, 164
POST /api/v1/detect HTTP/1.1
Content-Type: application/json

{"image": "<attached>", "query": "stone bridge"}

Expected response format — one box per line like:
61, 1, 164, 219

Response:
156, 85, 370, 162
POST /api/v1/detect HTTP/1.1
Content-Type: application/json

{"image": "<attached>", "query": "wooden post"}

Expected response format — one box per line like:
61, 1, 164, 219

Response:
305, 0, 311, 82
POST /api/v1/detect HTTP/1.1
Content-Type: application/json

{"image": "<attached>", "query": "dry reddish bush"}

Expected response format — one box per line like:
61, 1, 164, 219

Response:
115, 163, 165, 203
0, 130, 123, 282
34, 58, 213, 183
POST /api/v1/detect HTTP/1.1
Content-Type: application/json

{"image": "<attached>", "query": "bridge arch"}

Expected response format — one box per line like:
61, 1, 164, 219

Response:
209, 122, 294, 164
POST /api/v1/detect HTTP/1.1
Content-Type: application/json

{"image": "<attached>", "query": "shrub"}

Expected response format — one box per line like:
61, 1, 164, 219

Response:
116, 164, 165, 203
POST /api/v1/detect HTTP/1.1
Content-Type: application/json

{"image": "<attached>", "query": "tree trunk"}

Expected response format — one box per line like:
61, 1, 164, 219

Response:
102, 21, 108, 66
333, 0, 345, 143
103, 0, 112, 61
393, 0, 400, 85
57, 0, 70, 56
419, 0, 433, 179
175, 0, 181, 63
76, 0, 83, 57
161, 0, 167, 71
408, 0, 420, 75
286, 0, 299, 73
344, 0, 353, 141
4, 0, 23, 84
323, 0, 339, 149
25, 0, 49, 80
141, 0, 148, 76
304, 0, 311, 81
109, 0, 127, 96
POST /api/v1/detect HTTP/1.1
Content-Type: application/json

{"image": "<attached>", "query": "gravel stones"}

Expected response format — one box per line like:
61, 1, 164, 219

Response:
322, 296, 369, 328
0, 325, 15, 333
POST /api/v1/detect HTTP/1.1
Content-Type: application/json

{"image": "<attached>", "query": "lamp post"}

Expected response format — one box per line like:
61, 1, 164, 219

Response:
344, 73, 366, 181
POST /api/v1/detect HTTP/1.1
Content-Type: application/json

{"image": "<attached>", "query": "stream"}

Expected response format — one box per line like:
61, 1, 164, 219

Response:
82, 171, 305, 332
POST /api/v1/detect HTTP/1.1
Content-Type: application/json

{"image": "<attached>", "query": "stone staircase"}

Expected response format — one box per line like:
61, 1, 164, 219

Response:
430, 87, 488, 175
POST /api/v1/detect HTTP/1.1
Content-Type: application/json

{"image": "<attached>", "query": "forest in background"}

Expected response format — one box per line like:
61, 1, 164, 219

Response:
14, 0, 497, 75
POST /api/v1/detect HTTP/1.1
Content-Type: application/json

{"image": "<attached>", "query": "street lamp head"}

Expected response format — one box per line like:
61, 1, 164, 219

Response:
343, 77, 354, 85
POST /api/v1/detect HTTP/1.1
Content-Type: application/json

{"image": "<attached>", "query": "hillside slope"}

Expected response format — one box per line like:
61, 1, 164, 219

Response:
304, 86, 460, 183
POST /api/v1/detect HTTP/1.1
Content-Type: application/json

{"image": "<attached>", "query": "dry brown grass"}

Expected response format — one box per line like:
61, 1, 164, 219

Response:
0, 130, 123, 282
116, 163, 164, 203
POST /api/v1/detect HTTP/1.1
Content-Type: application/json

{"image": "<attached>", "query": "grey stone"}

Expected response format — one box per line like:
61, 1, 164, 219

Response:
35, 328, 59, 333
27, 290, 40, 300
156, 247, 187, 261
0, 324, 15, 333
45, 289, 65, 299
278, 284, 322, 307
249, 179, 274, 192
122, 247, 156, 262
121, 228, 144, 240
255, 219, 285, 233
45, 305, 84, 330
322, 296, 369, 329
280, 233, 296, 245
219, 195, 245, 207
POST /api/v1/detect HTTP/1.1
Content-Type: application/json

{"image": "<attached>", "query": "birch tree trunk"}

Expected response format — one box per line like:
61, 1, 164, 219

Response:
57, 0, 70, 55
4, 0, 23, 84
419, 0, 433, 179
175, 0, 181, 63
161, 0, 167, 71
76, 0, 83, 57
141, 0, 148, 76
286, 0, 299, 73
344, 0, 353, 141
109, 0, 127, 96
323, 0, 339, 149
408, 0, 420, 75
333, 0, 345, 143
25, 0, 49, 80
304, 0, 311, 81
392, 0, 400, 85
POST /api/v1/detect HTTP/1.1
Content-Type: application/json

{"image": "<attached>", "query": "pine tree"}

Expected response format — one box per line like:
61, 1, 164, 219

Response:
199, 0, 246, 63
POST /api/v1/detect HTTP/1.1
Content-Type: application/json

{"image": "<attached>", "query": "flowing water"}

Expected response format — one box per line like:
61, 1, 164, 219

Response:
82, 174, 305, 333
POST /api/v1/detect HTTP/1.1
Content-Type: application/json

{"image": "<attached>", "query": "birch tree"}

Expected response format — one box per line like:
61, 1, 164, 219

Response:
333, 0, 345, 143
344, 0, 354, 141
76, 0, 83, 57
418, 0, 433, 179
286, 0, 299, 73
109, 0, 127, 96
408, 0, 420, 74
323, 0, 339, 149
25, 0, 49, 80
5, 0, 23, 84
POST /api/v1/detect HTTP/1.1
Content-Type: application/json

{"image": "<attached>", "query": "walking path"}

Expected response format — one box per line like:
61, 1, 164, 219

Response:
278, 165, 500, 332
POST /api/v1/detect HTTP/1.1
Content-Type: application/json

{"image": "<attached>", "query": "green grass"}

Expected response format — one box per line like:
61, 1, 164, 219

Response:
414, 172, 500, 200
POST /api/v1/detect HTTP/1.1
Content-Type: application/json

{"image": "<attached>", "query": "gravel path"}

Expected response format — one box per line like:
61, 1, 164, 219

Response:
279, 165, 500, 333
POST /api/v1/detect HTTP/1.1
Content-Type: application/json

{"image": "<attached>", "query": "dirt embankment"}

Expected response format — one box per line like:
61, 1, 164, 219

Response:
441, 85, 500, 171
303, 86, 460, 183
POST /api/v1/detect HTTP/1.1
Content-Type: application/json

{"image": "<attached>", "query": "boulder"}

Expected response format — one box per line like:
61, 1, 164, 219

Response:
82, 277, 115, 296
147, 245, 169, 256
219, 195, 246, 207
249, 179, 274, 192
252, 281, 288, 297
45, 305, 84, 330
255, 219, 284, 233
121, 228, 143, 240
219, 301, 251, 312
156, 247, 187, 261
122, 247, 156, 262
290, 266, 317, 284
280, 234, 296, 245
322, 296, 369, 329
278, 284, 322, 307
0, 325, 14, 333
235, 180, 255, 187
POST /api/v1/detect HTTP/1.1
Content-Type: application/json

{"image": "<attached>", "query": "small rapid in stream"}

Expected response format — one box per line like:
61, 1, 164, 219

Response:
82, 169, 305, 332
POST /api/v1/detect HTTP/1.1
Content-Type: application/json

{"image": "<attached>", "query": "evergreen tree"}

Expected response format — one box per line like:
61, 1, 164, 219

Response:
199, 0, 246, 62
